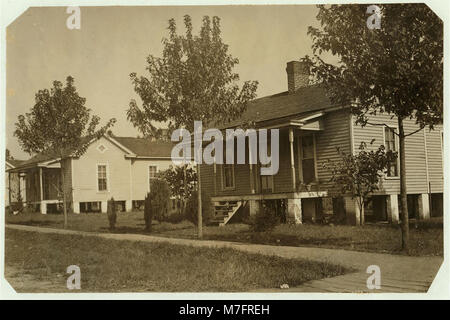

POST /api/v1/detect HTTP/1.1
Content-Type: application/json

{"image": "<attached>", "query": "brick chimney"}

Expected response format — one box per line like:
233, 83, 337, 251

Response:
286, 61, 310, 94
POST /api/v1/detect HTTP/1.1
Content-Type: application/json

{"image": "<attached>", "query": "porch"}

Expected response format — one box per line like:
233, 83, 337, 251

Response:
8, 160, 63, 214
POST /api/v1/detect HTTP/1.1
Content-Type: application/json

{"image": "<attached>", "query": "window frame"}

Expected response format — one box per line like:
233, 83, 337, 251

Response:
221, 163, 236, 190
297, 134, 318, 184
148, 165, 158, 192
96, 163, 109, 192
382, 125, 400, 179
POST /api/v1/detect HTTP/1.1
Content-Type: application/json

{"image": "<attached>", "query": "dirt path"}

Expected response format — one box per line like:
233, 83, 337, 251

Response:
5, 224, 443, 293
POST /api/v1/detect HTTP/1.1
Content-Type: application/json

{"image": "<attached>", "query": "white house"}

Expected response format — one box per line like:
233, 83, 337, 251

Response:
7, 135, 175, 214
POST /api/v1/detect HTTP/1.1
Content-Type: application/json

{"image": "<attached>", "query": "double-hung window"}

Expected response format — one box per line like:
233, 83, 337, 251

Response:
97, 164, 108, 191
384, 127, 399, 177
300, 135, 317, 184
149, 166, 157, 191
223, 164, 235, 189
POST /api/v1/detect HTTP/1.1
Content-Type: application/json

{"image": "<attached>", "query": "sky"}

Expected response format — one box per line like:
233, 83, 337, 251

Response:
6, 5, 325, 159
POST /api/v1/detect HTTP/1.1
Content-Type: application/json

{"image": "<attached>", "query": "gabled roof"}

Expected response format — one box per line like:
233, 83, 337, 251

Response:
9, 136, 174, 171
112, 137, 173, 158
217, 84, 338, 129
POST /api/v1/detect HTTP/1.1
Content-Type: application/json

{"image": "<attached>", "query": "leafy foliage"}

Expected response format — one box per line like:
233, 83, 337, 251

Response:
5, 149, 13, 161
252, 204, 280, 232
147, 179, 171, 223
107, 197, 117, 231
327, 142, 397, 224
304, 4, 442, 129
14, 76, 116, 228
144, 193, 153, 232
127, 15, 258, 135
185, 191, 211, 226
15, 76, 116, 157
158, 164, 197, 204
304, 3, 442, 248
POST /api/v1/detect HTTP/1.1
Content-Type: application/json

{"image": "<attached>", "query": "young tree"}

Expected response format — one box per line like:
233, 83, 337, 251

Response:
6, 148, 13, 161
127, 15, 258, 238
327, 142, 397, 225
158, 164, 197, 213
304, 4, 442, 251
14, 76, 116, 228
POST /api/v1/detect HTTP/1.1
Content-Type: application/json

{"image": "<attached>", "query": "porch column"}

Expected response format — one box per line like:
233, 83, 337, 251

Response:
249, 142, 255, 194
287, 198, 302, 224
213, 157, 217, 196
418, 194, 430, 220
248, 199, 260, 216
40, 201, 47, 214
101, 201, 108, 213
343, 196, 362, 225
289, 128, 296, 191
39, 167, 44, 201
8, 172, 11, 206
73, 202, 80, 214
18, 174, 21, 201
387, 194, 399, 224
125, 200, 132, 212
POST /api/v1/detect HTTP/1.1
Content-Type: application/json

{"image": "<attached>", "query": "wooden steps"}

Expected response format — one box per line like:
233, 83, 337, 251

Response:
208, 200, 245, 226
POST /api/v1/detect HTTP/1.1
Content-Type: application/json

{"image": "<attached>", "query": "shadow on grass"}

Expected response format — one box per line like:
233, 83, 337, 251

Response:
206, 232, 353, 247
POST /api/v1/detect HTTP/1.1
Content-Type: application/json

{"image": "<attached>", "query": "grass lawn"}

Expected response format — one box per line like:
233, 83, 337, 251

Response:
6, 211, 443, 256
5, 228, 348, 292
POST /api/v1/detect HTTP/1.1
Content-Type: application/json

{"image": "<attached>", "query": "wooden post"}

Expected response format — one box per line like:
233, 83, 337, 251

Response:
39, 167, 44, 201
289, 128, 296, 191
8, 171, 11, 206
197, 163, 203, 239
196, 144, 203, 239
213, 155, 217, 196
249, 140, 255, 194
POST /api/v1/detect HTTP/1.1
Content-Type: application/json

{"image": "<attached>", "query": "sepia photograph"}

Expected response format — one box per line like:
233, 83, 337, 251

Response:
1, 1, 447, 299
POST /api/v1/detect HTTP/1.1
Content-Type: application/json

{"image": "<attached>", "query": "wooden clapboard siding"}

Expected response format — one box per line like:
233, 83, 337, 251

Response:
426, 126, 443, 193
200, 163, 215, 202
315, 109, 352, 188
273, 129, 294, 193
352, 113, 443, 195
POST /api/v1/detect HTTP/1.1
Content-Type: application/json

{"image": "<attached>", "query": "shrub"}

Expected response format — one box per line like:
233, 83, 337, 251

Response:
252, 205, 280, 232
164, 211, 185, 224
106, 197, 117, 231
185, 191, 211, 226
149, 179, 171, 222
144, 193, 153, 232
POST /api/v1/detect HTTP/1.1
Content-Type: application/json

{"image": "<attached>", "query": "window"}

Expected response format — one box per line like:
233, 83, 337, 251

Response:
223, 164, 235, 189
97, 165, 108, 191
384, 127, 398, 177
149, 166, 157, 191
300, 135, 316, 184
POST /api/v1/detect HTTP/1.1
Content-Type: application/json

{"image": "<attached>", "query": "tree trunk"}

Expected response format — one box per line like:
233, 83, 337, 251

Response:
197, 163, 203, 239
358, 196, 364, 226
398, 117, 409, 252
60, 161, 68, 229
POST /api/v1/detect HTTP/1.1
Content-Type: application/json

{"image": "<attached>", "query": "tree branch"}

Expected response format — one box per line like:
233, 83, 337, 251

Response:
404, 126, 425, 137
366, 122, 400, 136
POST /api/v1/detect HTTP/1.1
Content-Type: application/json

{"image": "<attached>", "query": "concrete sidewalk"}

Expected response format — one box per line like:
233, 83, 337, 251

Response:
6, 224, 443, 293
